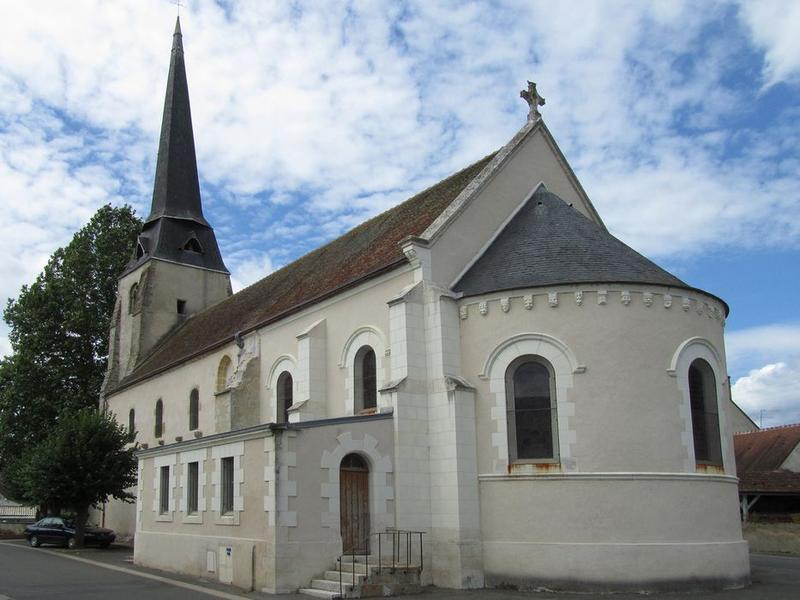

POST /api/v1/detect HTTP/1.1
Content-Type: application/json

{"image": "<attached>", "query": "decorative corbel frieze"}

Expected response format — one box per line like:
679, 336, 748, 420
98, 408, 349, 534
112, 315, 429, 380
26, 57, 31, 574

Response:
548, 292, 558, 307
597, 290, 607, 305
621, 291, 631, 306
523, 294, 534, 310
479, 301, 488, 316
682, 297, 691, 312
575, 291, 583, 306
500, 297, 510, 313
459, 306, 468, 320
643, 292, 653, 307
664, 294, 672, 308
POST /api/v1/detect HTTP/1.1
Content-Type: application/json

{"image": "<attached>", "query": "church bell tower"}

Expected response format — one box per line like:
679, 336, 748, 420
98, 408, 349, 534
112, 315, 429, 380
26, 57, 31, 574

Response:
103, 18, 231, 394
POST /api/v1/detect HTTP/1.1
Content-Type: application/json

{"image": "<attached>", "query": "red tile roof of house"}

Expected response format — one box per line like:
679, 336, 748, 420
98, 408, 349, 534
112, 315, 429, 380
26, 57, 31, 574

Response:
734, 424, 800, 474
734, 425, 800, 494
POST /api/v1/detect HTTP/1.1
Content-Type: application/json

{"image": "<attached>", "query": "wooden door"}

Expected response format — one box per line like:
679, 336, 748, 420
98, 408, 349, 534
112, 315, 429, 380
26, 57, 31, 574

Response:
340, 454, 370, 554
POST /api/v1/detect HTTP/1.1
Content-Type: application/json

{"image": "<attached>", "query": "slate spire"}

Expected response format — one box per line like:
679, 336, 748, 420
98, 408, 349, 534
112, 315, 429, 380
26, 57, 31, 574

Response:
147, 16, 208, 226
123, 18, 228, 276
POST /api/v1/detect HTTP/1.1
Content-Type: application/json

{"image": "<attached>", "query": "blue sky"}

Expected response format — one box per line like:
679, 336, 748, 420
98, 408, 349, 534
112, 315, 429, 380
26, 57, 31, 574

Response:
0, 0, 798, 426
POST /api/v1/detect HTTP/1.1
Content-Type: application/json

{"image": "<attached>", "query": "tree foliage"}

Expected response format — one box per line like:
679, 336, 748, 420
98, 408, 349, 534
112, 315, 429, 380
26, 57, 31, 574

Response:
16, 408, 137, 546
0, 204, 141, 500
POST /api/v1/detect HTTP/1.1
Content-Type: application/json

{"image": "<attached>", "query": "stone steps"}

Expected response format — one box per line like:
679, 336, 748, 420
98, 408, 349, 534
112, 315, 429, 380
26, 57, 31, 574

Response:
301, 553, 423, 598
297, 588, 341, 599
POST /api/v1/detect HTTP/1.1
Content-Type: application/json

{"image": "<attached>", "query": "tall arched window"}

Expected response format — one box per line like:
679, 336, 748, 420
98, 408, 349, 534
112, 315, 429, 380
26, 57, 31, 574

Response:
189, 388, 199, 431
154, 399, 164, 438
216, 356, 232, 393
354, 346, 377, 412
128, 408, 135, 436
505, 356, 558, 461
688, 358, 722, 466
276, 371, 293, 423
128, 283, 139, 315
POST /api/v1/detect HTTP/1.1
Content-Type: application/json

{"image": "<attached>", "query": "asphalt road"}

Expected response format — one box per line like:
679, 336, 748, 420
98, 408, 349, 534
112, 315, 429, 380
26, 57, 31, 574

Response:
0, 540, 798, 600
0, 541, 261, 600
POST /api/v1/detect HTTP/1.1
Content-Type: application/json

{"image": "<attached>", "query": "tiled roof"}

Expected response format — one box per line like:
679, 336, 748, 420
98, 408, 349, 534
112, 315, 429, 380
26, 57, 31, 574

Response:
734, 424, 800, 474
738, 470, 800, 494
110, 153, 497, 393
453, 186, 688, 296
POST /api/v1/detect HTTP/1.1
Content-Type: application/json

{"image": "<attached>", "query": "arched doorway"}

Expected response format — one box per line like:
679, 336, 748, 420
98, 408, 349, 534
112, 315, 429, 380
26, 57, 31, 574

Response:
340, 453, 370, 553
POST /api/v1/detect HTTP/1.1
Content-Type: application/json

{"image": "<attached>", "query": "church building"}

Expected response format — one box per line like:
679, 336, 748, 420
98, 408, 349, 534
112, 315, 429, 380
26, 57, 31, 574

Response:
101, 19, 750, 595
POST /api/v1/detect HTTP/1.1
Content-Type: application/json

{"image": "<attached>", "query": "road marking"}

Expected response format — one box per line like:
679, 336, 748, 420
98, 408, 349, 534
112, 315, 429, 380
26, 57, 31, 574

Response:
0, 542, 249, 599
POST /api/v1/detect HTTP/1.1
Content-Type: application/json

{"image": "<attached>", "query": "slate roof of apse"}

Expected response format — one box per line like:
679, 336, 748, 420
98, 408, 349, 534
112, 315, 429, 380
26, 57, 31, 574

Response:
453, 186, 688, 296
734, 424, 800, 474
111, 153, 497, 392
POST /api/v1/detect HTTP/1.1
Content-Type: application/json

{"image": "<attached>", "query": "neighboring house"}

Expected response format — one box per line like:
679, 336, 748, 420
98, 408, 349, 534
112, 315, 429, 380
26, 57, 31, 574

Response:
100, 18, 749, 594
734, 424, 800, 521
0, 493, 36, 524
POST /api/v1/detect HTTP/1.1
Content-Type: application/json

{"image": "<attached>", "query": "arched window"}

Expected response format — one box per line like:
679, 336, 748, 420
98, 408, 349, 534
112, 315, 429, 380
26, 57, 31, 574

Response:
505, 356, 558, 461
276, 371, 293, 423
688, 358, 722, 465
154, 399, 164, 438
128, 408, 136, 436
128, 283, 139, 315
354, 346, 377, 412
189, 388, 199, 431
216, 356, 232, 393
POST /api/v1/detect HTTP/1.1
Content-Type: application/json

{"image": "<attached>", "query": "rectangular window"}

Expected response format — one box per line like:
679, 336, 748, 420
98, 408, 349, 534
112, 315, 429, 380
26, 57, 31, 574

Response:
187, 462, 199, 514
177, 299, 187, 314
220, 457, 234, 515
159, 466, 170, 514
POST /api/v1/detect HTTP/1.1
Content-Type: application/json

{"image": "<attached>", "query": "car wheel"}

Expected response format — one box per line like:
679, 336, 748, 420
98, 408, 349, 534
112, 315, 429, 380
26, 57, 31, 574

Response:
29, 535, 40, 548
67, 537, 77, 549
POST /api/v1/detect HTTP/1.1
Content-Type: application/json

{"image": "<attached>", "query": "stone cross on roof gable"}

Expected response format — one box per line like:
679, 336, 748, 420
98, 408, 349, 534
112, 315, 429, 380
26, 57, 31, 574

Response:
520, 81, 545, 121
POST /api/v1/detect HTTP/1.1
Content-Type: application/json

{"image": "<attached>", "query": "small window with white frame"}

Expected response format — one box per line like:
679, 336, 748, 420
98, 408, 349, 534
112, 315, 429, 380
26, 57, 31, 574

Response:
186, 462, 199, 515
159, 466, 170, 514
220, 457, 234, 515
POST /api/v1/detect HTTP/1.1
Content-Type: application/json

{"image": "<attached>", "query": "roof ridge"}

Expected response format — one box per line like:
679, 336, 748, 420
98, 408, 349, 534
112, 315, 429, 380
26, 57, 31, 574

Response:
185, 152, 500, 301
112, 152, 497, 393
736, 423, 800, 435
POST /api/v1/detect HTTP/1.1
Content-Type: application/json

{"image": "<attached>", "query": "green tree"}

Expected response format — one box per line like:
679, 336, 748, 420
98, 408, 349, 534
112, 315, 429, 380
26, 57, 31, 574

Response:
17, 408, 137, 547
0, 204, 141, 501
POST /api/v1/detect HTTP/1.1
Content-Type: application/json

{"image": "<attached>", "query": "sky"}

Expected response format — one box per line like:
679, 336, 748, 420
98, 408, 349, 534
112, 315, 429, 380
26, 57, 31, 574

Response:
0, 0, 798, 427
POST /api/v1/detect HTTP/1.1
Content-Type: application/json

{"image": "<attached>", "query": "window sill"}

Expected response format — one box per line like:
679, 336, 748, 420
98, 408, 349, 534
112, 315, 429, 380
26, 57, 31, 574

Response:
695, 463, 724, 474
214, 512, 240, 526
506, 462, 562, 475
182, 514, 203, 524
155, 512, 174, 522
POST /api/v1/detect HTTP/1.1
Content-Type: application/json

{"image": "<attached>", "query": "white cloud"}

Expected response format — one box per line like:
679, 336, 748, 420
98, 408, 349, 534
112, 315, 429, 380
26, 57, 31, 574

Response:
726, 323, 800, 373
732, 362, 800, 427
228, 252, 276, 293
0, 0, 798, 362
727, 322, 800, 427
738, 0, 800, 87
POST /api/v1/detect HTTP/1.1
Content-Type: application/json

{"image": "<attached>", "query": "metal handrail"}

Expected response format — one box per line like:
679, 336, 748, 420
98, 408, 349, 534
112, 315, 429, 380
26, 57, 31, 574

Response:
337, 529, 425, 598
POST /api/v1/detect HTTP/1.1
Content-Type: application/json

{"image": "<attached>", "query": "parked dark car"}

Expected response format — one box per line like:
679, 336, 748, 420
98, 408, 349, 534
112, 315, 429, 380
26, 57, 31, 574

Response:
24, 517, 115, 549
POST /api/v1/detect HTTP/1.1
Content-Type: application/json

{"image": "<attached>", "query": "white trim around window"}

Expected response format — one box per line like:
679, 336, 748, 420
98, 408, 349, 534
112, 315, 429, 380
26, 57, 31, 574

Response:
211, 441, 245, 525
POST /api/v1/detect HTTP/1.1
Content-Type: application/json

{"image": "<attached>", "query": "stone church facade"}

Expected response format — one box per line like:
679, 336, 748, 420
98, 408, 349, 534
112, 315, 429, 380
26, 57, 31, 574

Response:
101, 19, 750, 594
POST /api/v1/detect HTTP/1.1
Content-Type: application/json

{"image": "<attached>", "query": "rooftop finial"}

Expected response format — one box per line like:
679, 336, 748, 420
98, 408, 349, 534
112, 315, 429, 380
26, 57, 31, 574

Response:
520, 81, 545, 121
171, 0, 183, 17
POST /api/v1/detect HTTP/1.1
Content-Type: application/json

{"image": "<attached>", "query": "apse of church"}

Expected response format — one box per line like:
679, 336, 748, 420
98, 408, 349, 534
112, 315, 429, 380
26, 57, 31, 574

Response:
102, 18, 749, 595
